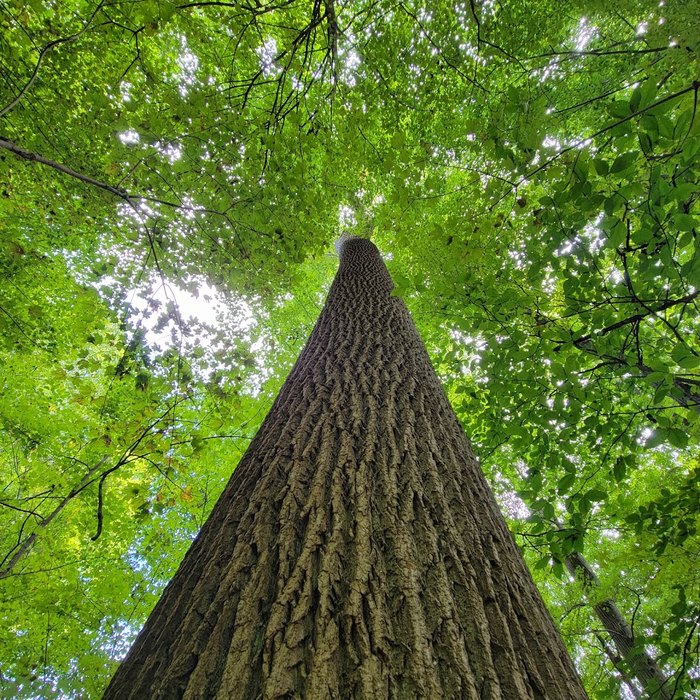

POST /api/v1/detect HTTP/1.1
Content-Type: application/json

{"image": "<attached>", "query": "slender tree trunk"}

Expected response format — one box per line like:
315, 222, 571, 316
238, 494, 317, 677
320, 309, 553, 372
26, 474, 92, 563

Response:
594, 633, 643, 699
564, 552, 670, 699
105, 237, 587, 699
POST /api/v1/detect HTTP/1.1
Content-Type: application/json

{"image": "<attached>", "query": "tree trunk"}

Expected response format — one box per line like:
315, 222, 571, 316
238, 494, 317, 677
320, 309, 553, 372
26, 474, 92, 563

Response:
564, 552, 670, 699
105, 237, 587, 699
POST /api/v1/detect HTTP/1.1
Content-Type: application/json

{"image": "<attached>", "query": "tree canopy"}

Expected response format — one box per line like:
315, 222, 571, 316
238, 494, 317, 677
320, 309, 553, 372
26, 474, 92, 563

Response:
0, 0, 698, 697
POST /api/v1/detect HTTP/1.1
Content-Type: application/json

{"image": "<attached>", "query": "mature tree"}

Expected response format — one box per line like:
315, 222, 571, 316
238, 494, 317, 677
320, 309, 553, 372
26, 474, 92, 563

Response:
106, 236, 586, 698
1, 0, 699, 697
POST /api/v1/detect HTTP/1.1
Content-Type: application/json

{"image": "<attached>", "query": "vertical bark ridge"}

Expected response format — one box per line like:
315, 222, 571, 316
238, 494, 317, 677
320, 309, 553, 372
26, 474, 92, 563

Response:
105, 237, 587, 699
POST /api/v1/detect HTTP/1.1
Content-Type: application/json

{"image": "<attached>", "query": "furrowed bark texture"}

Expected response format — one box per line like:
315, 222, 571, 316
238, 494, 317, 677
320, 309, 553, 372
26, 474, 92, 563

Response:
105, 238, 587, 699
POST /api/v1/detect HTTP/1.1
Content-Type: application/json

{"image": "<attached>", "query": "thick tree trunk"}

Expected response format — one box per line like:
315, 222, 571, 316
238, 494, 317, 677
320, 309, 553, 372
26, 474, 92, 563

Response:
564, 552, 670, 699
105, 237, 587, 699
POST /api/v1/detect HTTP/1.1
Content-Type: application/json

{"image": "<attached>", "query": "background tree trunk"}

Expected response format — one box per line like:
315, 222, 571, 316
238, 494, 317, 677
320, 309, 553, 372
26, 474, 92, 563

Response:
105, 237, 587, 699
565, 552, 670, 699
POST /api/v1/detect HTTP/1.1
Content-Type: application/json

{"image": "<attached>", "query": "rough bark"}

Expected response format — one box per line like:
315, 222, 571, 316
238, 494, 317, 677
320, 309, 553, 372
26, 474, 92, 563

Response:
105, 237, 587, 699
564, 552, 670, 699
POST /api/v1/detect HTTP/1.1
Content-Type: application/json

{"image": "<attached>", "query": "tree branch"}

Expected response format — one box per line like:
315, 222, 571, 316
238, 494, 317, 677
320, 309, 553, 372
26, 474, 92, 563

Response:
569, 291, 699, 349
0, 0, 105, 119
0, 458, 107, 580
521, 81, 700, 185
0, 137, 130, 199
0, 137, 236, 219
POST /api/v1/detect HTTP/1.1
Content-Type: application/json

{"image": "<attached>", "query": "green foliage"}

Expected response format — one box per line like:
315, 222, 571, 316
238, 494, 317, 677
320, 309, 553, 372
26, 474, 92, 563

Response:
1, 0, 699, 696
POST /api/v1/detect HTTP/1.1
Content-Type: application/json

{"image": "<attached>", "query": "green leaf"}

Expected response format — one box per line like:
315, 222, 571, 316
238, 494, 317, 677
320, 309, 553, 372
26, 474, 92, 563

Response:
667, 428, 689, 448
610, 152, 637, 173
606, 219, 627, 248
592, 158, 609, 176
645, 430, 667, 448
629, 87, 642, 112
678, 355, 700, 369
612, 458, 626, 483
673, 214, 697, 232
608, 101, 630, 119
558, 472, 576, 494
535, 556, 551, 570
669, 624, 686, 642
542, 501, 556, 519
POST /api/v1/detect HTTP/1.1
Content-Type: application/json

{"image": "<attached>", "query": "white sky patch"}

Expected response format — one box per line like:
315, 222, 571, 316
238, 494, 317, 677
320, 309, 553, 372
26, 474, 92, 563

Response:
607, 268, 624, 285
555, 214, 604, 259
337, 31, 362, 87
116, 200, 157, 226
338, 204, 357, 227
154, 140, 184, 164
508, 245, 528, 269
448, 329, 487, 376
493, 472, 530, 520
460, 41, 486, 65
534, 17, 598, 83
120, 81, 132, 103
573, 17, 597, 51
177, 194, 206, 220
480, 0, 496, 17
541, 267, 557, 294
450, 330, 487, 355
77, 233, 268, 392
639, 426, 655, 446
119, 129, 140, 146
128, 276, 247, 345
535, 58, 561, 83
257, 38, 280, 78
581, 213, 605, 254
556, 235, 578, 257
542, 135, 562, 152
340, 49, 361, 87
177, 36, 200, 97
